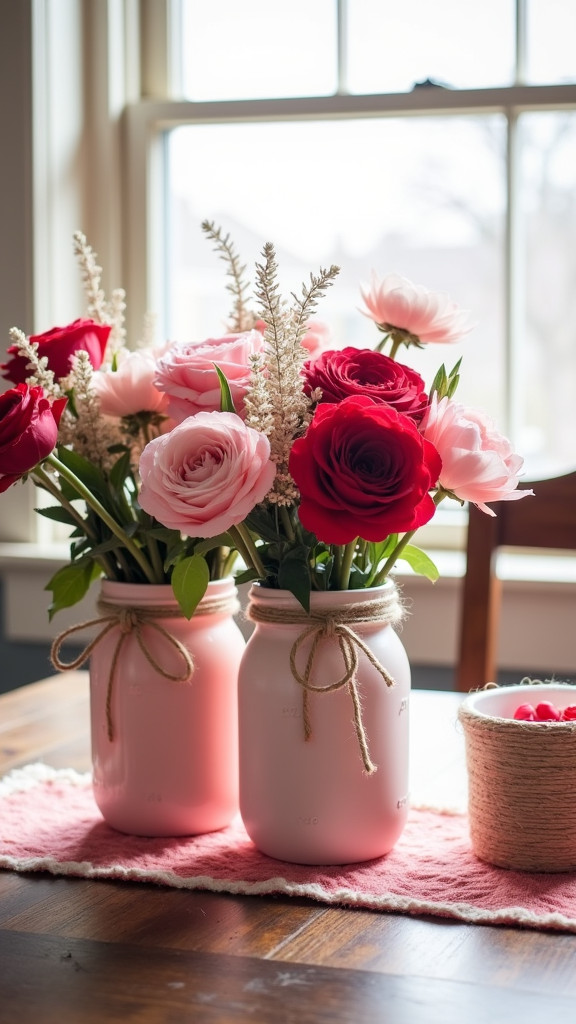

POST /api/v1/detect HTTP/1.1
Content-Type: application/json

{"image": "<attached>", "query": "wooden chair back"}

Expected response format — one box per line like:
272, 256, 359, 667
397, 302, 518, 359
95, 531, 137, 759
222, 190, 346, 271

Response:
456, 470, 576, 692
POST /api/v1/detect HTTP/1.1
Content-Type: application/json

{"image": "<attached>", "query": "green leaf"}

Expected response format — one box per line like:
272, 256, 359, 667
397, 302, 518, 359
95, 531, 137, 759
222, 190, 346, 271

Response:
245, 507, 283, 544
397, 544, 440, 582
45, 560, 101, 618
108, 450, 132, 492
213, 363, 237, 414
34, 505, 79, 527
430, 363, 447, 399
233, 566, 262, 586
278, 546, 311, 612
55, 445, 110, 504
194, 533, 234, 555
171, 554, 210, 619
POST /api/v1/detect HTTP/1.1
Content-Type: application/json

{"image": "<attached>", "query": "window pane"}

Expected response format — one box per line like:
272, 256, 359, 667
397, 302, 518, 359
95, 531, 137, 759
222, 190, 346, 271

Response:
180, 0, 337, 100
526, 0, 576, 85
346, 0, 515, 93
516, 111, 576, 475
164, 116, 506, 426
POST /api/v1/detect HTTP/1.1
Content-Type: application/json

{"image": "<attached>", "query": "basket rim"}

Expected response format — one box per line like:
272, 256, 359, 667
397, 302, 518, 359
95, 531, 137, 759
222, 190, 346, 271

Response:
459, 682, 576, 726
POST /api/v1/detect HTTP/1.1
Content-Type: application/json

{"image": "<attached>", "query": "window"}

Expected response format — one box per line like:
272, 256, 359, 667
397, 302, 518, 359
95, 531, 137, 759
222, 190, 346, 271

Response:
2, 0, 576, 553
125, 0, 576, 480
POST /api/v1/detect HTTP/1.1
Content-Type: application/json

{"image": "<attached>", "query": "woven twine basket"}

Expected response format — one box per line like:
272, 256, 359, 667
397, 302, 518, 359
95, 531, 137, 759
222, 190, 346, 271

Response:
458, 684, 576, 872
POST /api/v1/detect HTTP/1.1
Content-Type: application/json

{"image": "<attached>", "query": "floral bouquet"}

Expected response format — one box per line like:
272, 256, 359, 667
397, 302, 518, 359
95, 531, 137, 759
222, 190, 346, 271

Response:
136, 222, 533, 611
0, 223, 533, 621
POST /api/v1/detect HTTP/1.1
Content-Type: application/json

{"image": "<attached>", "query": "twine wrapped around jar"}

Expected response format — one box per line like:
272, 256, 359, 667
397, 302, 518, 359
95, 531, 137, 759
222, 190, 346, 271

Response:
459, 684, 576, 872
246, 586, 404, 774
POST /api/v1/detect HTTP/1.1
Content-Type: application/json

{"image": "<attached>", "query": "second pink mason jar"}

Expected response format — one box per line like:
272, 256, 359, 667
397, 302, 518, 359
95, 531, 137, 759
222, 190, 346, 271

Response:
238, 583, 411, 864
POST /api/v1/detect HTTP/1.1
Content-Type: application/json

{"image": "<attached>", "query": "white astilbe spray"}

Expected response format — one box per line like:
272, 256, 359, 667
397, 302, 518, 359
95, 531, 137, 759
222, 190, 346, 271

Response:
140, 311, 157, 350
58, 351, 122, 469
73, 231, 126, 362
201, 220, 257, 333
7, 328, 63, 400
244, 242, 340, 506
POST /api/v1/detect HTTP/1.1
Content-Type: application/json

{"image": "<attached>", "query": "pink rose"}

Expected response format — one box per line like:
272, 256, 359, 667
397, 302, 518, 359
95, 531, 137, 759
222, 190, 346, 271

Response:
0, 384, 67, 492
154, 329, 264, 422
92, 350, 169, 417
304, 347, 429, 423
421, 394, 534, 515
138, 411, 276, 537
1, 318, 110, 385
359, 273, 473, 345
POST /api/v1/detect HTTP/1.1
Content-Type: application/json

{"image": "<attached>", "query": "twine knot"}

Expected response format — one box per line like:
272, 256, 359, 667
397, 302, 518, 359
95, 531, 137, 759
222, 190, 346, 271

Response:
51, 599, 199, 742
248, 589, 404, 775
118, 608, 139, 633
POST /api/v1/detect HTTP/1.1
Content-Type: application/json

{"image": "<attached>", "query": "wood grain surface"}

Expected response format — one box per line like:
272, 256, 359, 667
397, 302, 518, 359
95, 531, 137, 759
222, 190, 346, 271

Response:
1, 673, 575, 1023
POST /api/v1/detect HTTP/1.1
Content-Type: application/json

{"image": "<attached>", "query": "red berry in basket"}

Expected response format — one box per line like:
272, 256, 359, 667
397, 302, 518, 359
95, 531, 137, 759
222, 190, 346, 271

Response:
513, 703, 537, 721
561, 705, 576, 721
535, 701, 562, 721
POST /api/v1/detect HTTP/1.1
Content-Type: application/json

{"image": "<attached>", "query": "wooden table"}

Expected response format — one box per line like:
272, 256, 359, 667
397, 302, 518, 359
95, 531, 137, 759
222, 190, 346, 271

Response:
1, 674, 576, 1023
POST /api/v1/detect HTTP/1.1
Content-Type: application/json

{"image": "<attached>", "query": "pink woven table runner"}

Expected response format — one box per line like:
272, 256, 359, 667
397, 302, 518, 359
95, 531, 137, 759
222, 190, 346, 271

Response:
2, 764, 576, 933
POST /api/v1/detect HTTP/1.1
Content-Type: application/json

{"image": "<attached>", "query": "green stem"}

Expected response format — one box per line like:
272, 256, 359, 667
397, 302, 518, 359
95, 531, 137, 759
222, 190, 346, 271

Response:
45, 453, 159, 584
228, 523, 267, 579
338, 539, 358, 590
372, 489, 448, 586
373, 530, 416, 586
32, 466, 117, 579
389, 337, 402, 360
146, 533, 165, 581
222, 549, 239, 577
280, 504, 295, 543
33, 465, 97, 539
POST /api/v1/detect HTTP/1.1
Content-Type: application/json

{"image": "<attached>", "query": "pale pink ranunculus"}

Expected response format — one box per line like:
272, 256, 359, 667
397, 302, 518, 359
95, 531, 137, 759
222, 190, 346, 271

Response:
359, 272, 474, 345
92, 350, 170, 417
255, 318, 331, 362
300, 320, 332, 362
138, 411, 276, 537
421, 394, 534, 515
153, 329, 264, 422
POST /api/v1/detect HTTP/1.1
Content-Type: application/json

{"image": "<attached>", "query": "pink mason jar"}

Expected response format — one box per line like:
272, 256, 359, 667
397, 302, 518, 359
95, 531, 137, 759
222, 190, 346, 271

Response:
90, 578, 244, 836
238, 583, 411, 864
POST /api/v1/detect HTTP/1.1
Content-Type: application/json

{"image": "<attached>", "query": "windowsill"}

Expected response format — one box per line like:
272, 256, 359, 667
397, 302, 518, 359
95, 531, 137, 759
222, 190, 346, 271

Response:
1, 541, 575, 675
1, 541, 576, 584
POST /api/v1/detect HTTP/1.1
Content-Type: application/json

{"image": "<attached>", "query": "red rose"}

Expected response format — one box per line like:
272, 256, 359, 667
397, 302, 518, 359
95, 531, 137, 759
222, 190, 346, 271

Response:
1, 318, 110, 385
303, 347, 429, 422
0, 384, 67, 493
289, 395, 442, 545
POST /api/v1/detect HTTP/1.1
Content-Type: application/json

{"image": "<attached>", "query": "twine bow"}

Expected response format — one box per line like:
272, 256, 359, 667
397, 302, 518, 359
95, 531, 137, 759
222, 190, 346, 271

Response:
248, 592, 403, 775
289, 615, 396, 775
51, 601, 195, 741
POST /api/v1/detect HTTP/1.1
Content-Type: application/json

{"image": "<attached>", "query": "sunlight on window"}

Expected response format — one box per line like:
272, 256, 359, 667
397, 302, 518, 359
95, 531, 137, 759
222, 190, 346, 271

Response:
526, 0, 576, 85
346, 0, 515, 92
518, 111, 576, 473
180, 0, 337, 100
